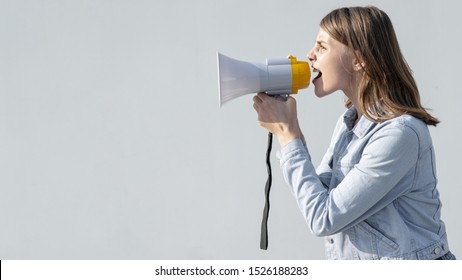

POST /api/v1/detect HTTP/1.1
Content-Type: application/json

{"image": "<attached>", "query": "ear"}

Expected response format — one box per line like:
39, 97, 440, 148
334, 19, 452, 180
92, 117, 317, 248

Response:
353, 50, 365, 71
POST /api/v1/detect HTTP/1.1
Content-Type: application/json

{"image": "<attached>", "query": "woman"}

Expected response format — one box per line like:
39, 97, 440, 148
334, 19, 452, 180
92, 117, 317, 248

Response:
253, 6, 455, 260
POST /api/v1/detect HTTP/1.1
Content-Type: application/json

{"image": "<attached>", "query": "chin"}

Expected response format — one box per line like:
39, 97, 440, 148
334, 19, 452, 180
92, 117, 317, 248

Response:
314, 89, 332, 98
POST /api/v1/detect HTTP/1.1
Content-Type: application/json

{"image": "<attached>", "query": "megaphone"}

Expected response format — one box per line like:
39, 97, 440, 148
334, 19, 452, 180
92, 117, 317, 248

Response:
217, 52, 312, 250
217, 52, 311, 107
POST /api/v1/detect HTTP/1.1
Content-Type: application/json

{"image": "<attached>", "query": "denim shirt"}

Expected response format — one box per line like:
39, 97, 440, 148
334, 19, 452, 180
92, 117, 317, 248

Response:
278, 107, 450, 259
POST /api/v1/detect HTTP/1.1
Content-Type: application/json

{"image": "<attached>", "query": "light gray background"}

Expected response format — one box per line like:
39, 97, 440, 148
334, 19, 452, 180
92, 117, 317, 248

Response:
0, 0, 460, 259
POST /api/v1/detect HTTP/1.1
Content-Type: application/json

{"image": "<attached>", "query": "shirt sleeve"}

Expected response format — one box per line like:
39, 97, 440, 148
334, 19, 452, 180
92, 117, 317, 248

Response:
279, 122, 420, 236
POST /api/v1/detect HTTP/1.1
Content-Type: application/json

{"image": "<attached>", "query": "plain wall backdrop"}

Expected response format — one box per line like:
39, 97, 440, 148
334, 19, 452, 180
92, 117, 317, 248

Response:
0, 0, 461, 259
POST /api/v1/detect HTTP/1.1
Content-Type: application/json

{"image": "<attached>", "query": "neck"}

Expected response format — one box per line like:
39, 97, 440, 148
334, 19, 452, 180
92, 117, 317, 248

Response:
344, 90, 363, 125
344, 72, 364, 123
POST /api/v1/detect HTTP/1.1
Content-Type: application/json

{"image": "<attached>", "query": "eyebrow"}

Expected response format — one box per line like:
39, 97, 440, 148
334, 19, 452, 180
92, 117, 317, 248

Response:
316, 40, 328, 45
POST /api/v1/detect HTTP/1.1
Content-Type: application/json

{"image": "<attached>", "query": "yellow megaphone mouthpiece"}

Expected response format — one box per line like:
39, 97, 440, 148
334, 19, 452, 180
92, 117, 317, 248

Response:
288, 55, 311, 94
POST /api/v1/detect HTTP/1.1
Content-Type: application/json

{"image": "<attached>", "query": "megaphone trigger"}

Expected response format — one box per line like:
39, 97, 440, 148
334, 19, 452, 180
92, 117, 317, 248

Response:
271, 94, 288, 102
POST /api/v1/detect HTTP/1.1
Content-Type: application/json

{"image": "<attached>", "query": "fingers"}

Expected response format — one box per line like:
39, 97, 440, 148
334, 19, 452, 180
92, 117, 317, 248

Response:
253, 92, 268, 104
254, 93, 289, 103
253, 93, 297, 112
253, 94, 263, 105
253, 93, 268, 113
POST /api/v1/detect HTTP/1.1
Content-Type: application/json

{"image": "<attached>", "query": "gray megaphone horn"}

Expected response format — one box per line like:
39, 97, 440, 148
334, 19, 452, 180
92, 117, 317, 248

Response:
216, 52, 311, 107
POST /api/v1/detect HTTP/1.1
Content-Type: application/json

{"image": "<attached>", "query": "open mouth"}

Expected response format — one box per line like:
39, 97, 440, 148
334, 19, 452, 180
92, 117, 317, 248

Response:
312, 68, 322, 82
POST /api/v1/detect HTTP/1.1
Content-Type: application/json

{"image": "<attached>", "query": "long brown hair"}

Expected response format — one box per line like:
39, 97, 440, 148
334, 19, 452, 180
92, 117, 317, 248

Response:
320, 6, 439, 126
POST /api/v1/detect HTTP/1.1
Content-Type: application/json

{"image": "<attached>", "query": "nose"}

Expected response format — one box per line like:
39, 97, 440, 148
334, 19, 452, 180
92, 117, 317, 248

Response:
306, 48, 316, 62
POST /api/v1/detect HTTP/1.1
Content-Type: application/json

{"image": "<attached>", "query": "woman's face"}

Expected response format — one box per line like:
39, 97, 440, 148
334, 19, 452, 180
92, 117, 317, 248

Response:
307, 28, 359, 98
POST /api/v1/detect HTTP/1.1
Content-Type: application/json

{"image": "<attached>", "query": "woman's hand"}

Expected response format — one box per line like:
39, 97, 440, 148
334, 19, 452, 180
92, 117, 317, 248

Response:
253, 93, 305, 147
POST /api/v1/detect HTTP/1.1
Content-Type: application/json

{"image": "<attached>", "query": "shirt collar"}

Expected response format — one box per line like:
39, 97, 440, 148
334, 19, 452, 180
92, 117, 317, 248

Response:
343, 107, 376, 138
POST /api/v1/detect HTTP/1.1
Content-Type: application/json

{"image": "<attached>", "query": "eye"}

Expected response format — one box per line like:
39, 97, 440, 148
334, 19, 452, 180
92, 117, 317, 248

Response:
318, 45, 326, 52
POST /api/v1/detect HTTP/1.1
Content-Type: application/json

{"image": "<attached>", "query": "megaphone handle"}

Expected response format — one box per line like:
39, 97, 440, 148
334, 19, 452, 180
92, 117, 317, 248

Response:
268, 93, 288, 101
260, 132, 273, 250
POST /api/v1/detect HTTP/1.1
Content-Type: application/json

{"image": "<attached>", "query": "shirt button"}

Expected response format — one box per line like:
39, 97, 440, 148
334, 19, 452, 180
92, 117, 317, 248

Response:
433, 247, 441, 255
328, 238, 334, 244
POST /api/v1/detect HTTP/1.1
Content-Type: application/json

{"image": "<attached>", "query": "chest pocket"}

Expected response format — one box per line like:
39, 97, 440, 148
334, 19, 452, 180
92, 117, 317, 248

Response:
333, 158, 356, 182
332, 151, 361, 182
330, 129, 369, 185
